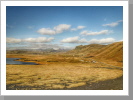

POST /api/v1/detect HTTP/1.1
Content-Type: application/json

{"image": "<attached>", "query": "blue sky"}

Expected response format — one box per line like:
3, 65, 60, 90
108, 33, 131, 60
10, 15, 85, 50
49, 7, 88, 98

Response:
6, 6, 123, 50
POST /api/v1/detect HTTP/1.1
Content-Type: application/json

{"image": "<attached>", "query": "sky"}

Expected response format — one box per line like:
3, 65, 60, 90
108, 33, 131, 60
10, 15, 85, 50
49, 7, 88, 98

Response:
6, 6, 123, 50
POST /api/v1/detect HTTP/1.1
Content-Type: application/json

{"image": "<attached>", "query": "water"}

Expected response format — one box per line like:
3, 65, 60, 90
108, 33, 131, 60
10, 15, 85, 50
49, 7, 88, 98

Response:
6, 58, 38, 65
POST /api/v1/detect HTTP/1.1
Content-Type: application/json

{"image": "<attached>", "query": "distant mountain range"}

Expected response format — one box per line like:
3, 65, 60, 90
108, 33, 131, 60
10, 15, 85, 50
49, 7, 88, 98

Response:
7, 41, 123, 62
6, 48, 70, 54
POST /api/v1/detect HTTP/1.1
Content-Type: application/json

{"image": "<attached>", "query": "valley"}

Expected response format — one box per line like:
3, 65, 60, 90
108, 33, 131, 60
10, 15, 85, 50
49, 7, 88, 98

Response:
6, 41, 123, 90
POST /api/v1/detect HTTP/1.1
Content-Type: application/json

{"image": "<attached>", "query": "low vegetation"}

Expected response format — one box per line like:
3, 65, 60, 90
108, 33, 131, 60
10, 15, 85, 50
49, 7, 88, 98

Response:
6, 42, 123, 90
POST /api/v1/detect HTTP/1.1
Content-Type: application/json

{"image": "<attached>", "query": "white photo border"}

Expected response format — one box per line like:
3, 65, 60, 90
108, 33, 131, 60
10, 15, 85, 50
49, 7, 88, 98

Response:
1, 1, 129, 96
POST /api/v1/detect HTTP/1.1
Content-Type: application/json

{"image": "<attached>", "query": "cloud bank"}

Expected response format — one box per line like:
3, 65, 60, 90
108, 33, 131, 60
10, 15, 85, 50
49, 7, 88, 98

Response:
37, 24, 71, 35
23, 37, 54, 43
37, 24, 86, 35
80, 30, 112, 36
7, 37, 54, 43
61, 36, 88, 43
7, 37, 116, 50
102, 20, 123, 27
71, 26, 86, 31
37, 28, 56, 35
6, 42, 74, 50
6, 38, 22, 43
88, 38, 115, 44
61, 37, 115, 44
54, 24, 71, 33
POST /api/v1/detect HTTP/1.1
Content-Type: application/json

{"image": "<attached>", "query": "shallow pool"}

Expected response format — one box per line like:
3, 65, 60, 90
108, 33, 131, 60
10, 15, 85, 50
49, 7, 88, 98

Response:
6, 58, 38, 65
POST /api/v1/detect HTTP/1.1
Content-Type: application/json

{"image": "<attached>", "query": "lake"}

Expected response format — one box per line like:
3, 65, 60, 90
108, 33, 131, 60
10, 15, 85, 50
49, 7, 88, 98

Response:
6, 58, 38, 65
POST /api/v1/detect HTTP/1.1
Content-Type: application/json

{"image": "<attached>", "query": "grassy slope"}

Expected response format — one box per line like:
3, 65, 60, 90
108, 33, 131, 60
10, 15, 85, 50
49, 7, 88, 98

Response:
91, 41, 123, 62
68, 44, 106, 55
66, 41, 123, 67
68, 41, 123, 62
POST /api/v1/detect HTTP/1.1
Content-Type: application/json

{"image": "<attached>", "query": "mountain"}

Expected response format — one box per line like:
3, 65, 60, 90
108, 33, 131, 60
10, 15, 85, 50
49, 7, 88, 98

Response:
91, 41, 123, 62
7, 41, 123, 62
68, 41, 123, 62
68, 44, 106, 55
6, 48, 70, 54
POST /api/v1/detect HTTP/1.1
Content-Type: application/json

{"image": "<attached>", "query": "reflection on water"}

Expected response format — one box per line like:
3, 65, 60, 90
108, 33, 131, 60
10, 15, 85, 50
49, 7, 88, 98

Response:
6, 58, 38, 65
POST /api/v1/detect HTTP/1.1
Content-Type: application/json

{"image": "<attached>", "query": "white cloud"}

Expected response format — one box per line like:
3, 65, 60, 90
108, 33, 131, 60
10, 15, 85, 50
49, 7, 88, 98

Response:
37, 24, 71, 35
6, 38, 22, 43
80, 30, 88, 35
88, 38, 115, 44
77, 26, 86, 29
23, 37, 54, 43
54, 24, 71, 33
102, 20, 123, 27
37, 28, 56, 35
80, 30, 112, 36
71, 28, 77, 31
61, 36, 88, 43
117, 20, 123, 23
103, 22, 118, 27
61, 36, 79, 43
7, 37, 54, 43
79, 38, 88, 43
71, 26, 86, 31
61, 37, 115, 44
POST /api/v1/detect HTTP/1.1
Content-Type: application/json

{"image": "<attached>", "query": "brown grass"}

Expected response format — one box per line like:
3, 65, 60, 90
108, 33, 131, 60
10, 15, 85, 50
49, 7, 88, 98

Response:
89, 41, 123, 62
6, 54, 123, 90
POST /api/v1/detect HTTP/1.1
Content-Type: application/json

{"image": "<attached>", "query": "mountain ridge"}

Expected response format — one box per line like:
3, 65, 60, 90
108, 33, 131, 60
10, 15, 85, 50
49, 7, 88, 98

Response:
68, 41, 123, 62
